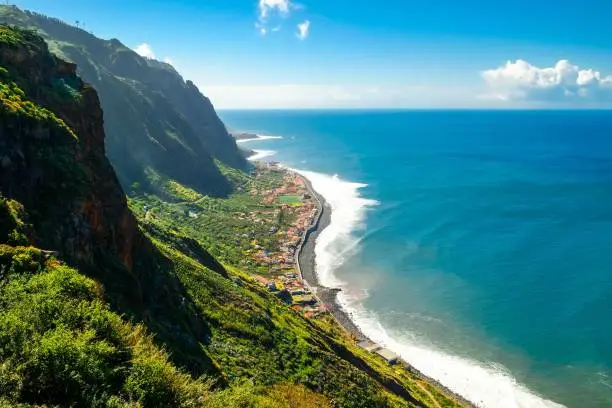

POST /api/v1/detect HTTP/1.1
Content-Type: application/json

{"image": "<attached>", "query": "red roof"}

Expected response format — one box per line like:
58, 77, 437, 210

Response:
254, 275, 269, 285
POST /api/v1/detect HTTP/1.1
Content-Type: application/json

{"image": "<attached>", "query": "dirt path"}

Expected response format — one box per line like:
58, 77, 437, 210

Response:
416, 381, 442, 408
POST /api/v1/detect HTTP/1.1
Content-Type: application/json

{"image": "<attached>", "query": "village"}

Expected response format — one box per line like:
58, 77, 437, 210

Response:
248, 163, 330, 318
246, 163, 400, 365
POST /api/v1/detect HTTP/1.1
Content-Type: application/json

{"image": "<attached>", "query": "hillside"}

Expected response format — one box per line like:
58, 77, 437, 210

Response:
0, 5, 247, 197
0, 25, 467, 407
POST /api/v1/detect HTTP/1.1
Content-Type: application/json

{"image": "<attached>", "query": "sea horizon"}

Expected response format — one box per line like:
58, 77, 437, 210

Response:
219, 107, 612, 113
221, 109, 612, 408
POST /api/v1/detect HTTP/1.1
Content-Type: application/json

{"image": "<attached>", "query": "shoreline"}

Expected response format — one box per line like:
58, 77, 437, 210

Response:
292, 169, 476, 408
294, 173, 368, 339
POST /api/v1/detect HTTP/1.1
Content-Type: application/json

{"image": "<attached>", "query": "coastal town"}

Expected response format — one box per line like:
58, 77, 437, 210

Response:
134, 159, 401, 366
247, 162, 401, 365
248, 162, 330, 318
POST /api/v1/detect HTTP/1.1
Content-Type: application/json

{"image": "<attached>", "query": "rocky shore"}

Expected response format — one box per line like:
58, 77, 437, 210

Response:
230, 131, 260, 141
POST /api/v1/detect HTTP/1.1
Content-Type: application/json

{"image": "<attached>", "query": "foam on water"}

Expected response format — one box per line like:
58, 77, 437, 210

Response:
236, 134, 283, 143
293, 169, 378, 288
298, 168, 566, 408
247, 150, 276, 161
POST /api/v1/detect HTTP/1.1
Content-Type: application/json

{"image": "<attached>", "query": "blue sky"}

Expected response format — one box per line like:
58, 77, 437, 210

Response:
11, 0, 612, 108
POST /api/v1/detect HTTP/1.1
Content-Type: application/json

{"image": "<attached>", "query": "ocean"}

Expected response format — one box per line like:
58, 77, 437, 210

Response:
221, 109, 612, 408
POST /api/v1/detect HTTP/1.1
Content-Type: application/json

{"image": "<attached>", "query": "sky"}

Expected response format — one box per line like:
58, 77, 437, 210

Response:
10, 0, 612, 109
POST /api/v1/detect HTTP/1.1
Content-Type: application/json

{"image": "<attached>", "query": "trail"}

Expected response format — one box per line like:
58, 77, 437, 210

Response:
416, 381, 442, 408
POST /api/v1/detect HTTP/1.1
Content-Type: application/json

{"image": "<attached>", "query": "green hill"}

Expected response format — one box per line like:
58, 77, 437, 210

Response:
0, 23, 467, 408
0, 5, 247, 198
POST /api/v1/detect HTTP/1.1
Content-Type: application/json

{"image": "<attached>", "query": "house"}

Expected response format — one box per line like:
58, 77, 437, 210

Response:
357, 340, 381, 353
375, 348, 399, 365
293, 294, 317, 306
253, 275, 269, 286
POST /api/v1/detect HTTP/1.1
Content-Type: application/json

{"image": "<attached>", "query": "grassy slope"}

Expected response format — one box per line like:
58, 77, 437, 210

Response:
130, 164, 466, 408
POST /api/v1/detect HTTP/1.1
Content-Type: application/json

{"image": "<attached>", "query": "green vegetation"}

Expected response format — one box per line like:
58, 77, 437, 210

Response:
279, 195, 303, 206
0, 77, 77, 138
0, 197, 30, 245
0, 243, 213, 407
130, 166, 295, 275
0, 242, 336, 408
0, 23, 41, 50
52, 76, 82, 100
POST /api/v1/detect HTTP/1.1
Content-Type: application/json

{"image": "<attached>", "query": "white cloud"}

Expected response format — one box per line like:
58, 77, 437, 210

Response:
297, 20, 310, 40
258, 0, 291, 20
163, 57, 174, 65
481, 59, 612, 102
134, 43, 155, 59
257, 0, 302, 37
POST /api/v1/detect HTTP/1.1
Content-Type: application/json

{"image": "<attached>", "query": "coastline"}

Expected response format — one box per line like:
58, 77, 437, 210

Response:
294, 174, 367, 339
293, 169, 476, 408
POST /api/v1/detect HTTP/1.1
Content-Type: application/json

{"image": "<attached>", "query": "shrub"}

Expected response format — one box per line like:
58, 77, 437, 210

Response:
0, 198, 30, 246
0, 80, 77, 139
52, 77, 82, 101
123, 353, 178, 406
0, 255, 212, 407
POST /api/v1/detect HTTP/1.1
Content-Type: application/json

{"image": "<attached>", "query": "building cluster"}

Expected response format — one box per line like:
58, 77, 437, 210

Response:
248, 172, 317, 273
246, 169, 330, 319
247, 166, 401, 365
253, 272, 329, 318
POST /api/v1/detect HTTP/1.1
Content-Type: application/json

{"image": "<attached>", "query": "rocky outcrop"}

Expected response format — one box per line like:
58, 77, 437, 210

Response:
0, 26, 142, 271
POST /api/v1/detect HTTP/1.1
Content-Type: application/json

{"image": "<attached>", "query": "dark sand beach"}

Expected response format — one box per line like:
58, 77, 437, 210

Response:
296, 176, 367, 339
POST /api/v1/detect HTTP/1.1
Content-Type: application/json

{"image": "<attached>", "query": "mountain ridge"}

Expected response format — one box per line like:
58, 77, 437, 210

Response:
0, 4, 246, 198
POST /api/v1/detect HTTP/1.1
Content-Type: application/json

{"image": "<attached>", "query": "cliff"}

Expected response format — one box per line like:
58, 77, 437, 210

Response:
0, 25, 141, 270
0, 24, 225, 393
0, 5, 247, 197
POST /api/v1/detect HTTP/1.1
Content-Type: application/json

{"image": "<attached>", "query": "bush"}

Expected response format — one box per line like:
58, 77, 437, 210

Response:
0, 198, 31, 246
0, 245, 42, 276
204, 382, 332, 408
0, 253, 212, 407
123, 353, 178, 406
52, 77, 82, 101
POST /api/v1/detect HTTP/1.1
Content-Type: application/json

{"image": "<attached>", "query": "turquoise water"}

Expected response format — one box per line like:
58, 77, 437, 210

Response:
220, 110, 612, 407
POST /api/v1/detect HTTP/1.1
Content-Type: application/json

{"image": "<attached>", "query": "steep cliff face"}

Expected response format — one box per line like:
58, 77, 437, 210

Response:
0, 5, 247, 197
0, 25, 224, 383
0, 26, 141, 270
